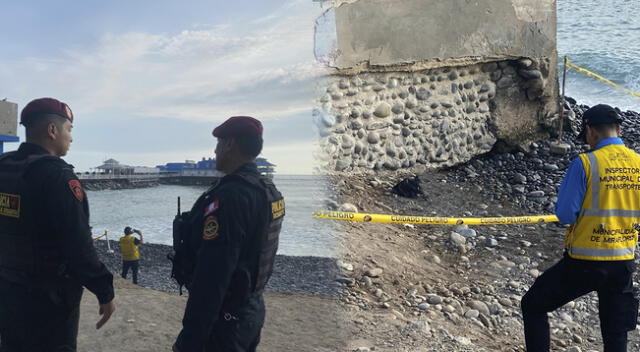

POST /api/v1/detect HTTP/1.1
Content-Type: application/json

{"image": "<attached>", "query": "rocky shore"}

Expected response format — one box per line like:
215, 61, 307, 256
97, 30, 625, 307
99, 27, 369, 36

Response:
334, 100, 640, 351
82, 179, 160, 191
93, 240, 340, 297
446, 97, 640, 214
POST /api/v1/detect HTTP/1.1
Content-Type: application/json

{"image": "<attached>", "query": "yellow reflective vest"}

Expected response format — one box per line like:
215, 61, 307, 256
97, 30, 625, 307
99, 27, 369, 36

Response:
565, 144, 640, 261
120, 235, 140, 261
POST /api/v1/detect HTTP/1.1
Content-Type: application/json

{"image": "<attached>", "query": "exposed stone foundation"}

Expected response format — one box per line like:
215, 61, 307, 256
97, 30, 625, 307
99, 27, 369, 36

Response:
315, 58, 555, 172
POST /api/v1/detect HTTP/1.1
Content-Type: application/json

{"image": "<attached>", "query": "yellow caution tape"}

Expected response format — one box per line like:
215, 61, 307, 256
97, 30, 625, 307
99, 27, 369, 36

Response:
313, 210, 558, 225
92, 231, 109, 242
566, 59, 640, 99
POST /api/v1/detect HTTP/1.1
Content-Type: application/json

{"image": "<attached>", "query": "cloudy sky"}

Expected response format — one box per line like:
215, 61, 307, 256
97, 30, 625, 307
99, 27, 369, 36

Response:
0, 0, 325, 174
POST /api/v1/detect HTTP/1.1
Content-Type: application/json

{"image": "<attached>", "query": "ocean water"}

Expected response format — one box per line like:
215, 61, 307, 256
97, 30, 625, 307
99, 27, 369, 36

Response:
557, 0, 640, 111
87, 175, 338, 258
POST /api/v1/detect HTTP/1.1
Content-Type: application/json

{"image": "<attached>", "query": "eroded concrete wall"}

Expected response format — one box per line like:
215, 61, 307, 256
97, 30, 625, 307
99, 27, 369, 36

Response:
314, 0, 558, 172
331, 0, 556, 69
0, 101, 18, 137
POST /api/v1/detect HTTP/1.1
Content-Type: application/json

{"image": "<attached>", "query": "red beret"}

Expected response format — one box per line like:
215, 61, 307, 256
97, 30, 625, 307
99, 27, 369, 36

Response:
212, 116, 263, 138
20, 97, 74, 125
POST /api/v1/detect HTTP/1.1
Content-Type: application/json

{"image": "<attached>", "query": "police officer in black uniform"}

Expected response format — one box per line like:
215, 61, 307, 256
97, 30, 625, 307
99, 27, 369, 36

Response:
0, 98, 115, 352
172, 116, 284, 352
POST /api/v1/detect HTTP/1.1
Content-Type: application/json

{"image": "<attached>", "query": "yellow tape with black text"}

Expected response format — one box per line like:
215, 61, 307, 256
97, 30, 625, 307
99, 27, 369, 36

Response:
313, 210, 558, 226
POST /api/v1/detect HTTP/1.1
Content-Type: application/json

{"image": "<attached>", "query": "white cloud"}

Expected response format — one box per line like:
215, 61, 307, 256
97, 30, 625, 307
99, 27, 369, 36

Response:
2, 0, 323, 123
0, 0, 325, 174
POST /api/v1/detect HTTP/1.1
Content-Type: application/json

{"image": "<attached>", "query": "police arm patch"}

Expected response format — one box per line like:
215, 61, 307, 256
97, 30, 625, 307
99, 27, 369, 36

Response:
204, 200, 219, 217
202, 216, 220, 240
0, 192, 20, 218
68, 180, 84, 201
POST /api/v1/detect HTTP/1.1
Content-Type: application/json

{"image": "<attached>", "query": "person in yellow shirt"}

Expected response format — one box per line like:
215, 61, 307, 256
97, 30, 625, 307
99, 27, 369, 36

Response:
120, 226, 143, 284
521, 104, 640, 352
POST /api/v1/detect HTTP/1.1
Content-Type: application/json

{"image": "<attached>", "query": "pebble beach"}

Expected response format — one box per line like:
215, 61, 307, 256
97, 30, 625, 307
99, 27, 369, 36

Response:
93, 240, 340, 296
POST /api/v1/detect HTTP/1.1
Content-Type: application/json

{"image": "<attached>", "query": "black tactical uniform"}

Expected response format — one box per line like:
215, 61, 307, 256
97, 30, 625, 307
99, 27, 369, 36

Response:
174, 162, 284, 352
0, 143, 114, 352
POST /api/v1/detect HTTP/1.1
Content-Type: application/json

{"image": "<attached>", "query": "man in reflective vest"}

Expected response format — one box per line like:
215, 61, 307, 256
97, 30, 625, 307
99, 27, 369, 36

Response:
521, 104, 640, 352
173, 116, 285, 352
120, 226, 143, 284
0, 97, 115, 351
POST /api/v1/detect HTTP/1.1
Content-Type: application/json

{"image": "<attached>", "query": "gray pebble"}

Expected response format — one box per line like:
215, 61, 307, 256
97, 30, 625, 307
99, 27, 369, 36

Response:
374, 102, 391, 118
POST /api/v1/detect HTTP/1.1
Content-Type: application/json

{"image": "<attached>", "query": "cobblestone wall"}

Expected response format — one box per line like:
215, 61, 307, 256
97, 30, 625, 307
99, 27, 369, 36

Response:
314, 58, 555, 172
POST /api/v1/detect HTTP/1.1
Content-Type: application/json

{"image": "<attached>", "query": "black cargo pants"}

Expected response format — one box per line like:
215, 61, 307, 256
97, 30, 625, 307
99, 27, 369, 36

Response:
0, 278, 83, 352
521, 255, 638, 352
205, 295, 266, 352
121, 259, 140, 284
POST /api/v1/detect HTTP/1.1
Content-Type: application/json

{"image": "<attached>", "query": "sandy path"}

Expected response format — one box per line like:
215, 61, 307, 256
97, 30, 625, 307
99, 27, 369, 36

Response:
77, 278, 346, 352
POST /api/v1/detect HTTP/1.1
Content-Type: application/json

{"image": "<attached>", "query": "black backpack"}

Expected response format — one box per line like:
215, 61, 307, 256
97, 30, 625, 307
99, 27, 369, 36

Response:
167, 197, 196, 295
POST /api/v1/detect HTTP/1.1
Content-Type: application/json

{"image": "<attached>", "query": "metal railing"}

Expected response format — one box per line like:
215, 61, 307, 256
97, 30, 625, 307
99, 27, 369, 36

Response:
92, 230, 115, 253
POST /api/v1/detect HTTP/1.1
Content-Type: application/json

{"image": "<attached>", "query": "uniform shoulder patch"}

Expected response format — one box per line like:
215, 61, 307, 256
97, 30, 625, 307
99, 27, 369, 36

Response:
204, 200, 219, 217
68, 179, 84, 201
271, 199, 285, 219
202, 216, 220, 240
0, 192, 20, 218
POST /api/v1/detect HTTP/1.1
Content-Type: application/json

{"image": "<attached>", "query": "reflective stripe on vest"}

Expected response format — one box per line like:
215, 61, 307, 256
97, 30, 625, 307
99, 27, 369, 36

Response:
120, 235, 140, 261
566, 144, 640, 261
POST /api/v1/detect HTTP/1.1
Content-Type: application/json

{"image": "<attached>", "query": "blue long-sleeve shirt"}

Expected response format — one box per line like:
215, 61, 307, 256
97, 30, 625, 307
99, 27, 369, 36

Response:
554, 137, 625, 224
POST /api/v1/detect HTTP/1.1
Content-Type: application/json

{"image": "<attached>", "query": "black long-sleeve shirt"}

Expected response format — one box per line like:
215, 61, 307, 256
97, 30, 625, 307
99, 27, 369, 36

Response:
18, 142, 114, 304
176, 163, 270, 352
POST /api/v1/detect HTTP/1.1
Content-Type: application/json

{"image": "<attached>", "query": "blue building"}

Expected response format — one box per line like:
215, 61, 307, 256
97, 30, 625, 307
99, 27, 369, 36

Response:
156, 157, 217, 173
156, 157, 275, 178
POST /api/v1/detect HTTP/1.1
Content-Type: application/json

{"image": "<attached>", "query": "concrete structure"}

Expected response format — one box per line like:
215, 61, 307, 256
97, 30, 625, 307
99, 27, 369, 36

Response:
314, 0, 559, 172
319, 0, 556, 69
0, 101, 19, 153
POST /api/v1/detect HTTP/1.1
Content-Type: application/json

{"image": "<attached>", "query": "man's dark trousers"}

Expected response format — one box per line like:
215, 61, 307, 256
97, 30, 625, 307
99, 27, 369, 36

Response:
521, 255, 638, 352
0, 278, 82, 352
205, 295, 266, 352
121, 259, 139, 284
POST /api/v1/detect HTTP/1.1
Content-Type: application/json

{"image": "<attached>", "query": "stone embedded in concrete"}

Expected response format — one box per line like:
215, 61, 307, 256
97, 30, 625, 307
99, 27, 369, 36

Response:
496, 76, 514, 89
518, 69, 542, 80
367, 132, 381, 144
366, 121, 390, 130
391, 103, 405, 114
481, 62, 499, 73
316, 58, 548, 172
373, 102, 391, 117
350, 120, 364, 129
416, 88, 431, 100
524, 78, 544, 90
